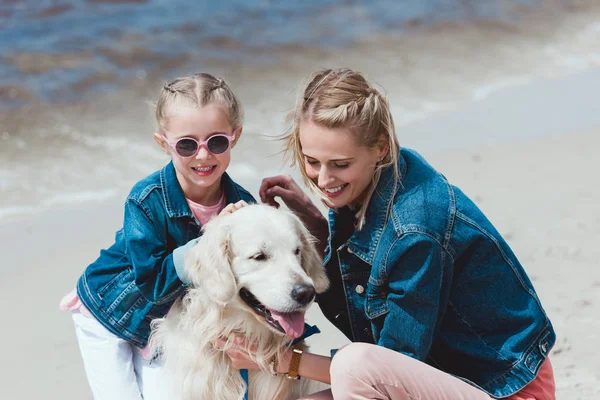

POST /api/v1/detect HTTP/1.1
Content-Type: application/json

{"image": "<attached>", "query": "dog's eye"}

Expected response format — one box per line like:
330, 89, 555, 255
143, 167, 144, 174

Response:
294, 247, 301, 256
251, 252, 267, 261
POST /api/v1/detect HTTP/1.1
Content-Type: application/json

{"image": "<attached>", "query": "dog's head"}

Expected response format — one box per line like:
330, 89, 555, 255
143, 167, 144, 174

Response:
185, 204, 329, 339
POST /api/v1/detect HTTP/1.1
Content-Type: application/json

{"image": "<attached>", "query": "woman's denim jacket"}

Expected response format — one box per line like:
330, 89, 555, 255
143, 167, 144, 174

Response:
77, 162, 254, 348
318, 149, 555, 398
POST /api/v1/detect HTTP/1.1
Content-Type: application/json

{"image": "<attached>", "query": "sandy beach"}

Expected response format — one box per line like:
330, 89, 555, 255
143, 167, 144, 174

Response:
1, 2, 600, 399
2, 67, 600, 398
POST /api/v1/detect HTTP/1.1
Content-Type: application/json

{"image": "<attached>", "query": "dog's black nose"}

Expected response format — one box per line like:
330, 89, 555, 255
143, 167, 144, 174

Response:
291, 284, 316, 305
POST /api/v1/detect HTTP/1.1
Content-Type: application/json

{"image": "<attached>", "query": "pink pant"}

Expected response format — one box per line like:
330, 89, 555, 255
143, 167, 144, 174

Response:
329, 343, 491, 399
304, 342, 553, 400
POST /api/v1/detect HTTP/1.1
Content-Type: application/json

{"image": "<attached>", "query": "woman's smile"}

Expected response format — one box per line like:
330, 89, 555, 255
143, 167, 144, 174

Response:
322, 183, 348, 198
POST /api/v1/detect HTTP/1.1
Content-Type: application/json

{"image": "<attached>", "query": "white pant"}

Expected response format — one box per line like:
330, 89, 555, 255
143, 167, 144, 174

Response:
72, 311, 166, 400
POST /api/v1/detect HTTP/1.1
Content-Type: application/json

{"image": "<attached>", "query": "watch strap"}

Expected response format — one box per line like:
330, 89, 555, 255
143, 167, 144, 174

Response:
286, 343, 304, 380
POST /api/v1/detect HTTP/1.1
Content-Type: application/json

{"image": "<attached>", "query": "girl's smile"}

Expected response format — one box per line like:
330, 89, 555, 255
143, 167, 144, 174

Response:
192, 165, 217, 176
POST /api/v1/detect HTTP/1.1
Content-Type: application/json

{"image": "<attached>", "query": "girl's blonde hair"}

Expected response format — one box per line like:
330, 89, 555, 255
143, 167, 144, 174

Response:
284, 68, 400, 230
155, 73, 243, 131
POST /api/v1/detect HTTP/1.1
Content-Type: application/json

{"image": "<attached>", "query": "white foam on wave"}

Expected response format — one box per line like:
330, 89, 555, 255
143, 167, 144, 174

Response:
3, 9, 600, 223
472, 76, 533, 102
468, 19, 600, 104
541, 23, 600, 72
0, 189, 119, 223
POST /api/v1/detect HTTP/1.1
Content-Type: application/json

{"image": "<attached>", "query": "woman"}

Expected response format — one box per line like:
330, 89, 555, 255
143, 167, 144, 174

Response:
223, 68, 556, 400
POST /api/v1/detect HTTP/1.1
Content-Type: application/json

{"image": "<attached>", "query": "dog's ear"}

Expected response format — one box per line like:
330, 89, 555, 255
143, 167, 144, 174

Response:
293, 215, 330, 294
185, 217, 237, 305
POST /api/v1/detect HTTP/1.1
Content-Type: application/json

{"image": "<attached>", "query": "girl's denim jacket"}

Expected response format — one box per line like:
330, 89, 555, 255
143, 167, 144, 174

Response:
77, 162, 255, 347
318, 149, 555, 399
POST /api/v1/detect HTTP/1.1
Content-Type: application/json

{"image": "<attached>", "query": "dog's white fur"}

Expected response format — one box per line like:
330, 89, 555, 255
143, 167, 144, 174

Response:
151, 204, 329, 400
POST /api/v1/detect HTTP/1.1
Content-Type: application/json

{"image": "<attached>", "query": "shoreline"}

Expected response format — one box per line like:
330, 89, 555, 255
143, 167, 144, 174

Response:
2, 0, 600, 222
3, 0, 600, 107
2, 64, 600, 226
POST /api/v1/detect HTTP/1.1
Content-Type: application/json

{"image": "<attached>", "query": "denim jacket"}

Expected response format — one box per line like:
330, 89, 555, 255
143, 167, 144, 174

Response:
77, 162, 255, 348
318, 149, 555, 398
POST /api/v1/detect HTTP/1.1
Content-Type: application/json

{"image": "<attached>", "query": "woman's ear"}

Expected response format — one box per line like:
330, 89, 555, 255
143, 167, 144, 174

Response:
377, 135, 389, 161
231, 125, 243, 148
153, 133, 170, 154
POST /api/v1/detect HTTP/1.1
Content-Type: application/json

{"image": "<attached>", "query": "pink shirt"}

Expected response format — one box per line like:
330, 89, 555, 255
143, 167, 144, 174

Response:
186, 191, 226, 226
61, 190, 227, 359
506, 358, 556, 400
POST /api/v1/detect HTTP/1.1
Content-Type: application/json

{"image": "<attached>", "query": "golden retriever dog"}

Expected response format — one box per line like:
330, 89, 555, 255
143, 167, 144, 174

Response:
151, 204, 330, 400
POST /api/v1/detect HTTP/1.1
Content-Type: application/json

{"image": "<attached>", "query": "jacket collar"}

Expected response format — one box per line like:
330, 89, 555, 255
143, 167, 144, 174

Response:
160, 161, 243, 219
328, 152, 408, 265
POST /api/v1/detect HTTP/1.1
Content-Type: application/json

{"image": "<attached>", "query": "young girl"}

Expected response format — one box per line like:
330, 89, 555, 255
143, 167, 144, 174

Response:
222, 68, 556, 400
60, 73, 254, 400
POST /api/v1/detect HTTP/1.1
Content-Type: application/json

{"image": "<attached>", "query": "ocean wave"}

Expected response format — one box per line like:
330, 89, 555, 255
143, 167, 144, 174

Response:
2, 0, 600, 222
0, 189, 119, 222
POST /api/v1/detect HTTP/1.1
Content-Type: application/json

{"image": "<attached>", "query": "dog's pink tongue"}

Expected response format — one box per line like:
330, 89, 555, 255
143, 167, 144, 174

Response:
270, 311, 305, 339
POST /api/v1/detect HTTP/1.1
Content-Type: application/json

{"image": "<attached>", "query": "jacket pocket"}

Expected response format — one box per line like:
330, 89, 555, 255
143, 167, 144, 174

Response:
364, 293, 389, 343
97, 268, 132, 299
364, 293, 389, 320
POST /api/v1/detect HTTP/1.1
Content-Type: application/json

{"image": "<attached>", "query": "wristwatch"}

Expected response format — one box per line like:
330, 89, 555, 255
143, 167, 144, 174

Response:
286, 343, 304, 380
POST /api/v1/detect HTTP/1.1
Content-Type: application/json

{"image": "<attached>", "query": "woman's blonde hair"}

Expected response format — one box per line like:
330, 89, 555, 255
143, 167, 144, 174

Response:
154, 73, 243, 132
284, 68, 400, 230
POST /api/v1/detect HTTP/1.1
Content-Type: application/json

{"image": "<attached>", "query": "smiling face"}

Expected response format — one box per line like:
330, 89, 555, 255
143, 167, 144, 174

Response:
299, 119, 384, 209
154, 104, 242, 204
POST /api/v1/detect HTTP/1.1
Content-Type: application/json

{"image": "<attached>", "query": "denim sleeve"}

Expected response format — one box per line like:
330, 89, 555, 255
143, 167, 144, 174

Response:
377, 233, 448, 361
123, 199, 187, 303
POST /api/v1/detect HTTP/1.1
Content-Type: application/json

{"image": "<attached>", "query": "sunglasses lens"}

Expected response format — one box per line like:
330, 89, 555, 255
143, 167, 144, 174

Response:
175, 139, 198, 157
207, 135, 230, 154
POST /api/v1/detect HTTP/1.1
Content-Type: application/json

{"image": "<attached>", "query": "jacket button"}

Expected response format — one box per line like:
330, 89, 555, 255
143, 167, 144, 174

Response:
355, 285, 365, 294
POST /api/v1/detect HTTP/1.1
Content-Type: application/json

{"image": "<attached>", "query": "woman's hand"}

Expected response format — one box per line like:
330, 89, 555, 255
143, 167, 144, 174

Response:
259, 175, 329, 250
259, 174, 312, 211
219, 200, 249, 216
213, 335, 291, 374
214, 335, 333, 384
213, 336, 262, 371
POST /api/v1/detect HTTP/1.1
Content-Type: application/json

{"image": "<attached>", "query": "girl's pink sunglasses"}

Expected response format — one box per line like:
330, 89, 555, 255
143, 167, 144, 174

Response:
161, 133, 235, 157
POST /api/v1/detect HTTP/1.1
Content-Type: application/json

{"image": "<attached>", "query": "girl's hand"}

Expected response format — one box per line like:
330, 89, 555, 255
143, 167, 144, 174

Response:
219, 200, 248, 216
